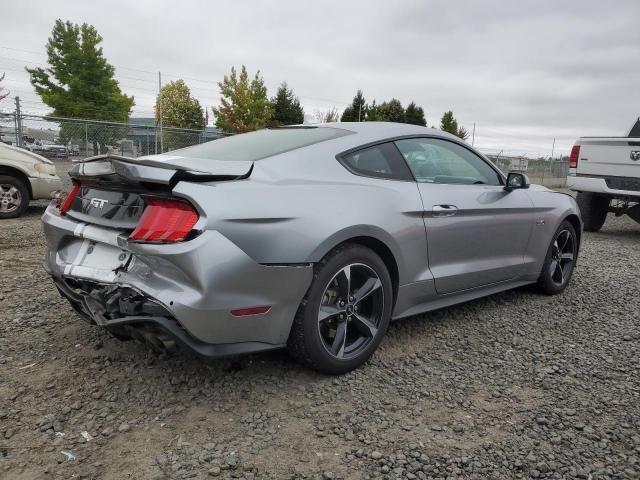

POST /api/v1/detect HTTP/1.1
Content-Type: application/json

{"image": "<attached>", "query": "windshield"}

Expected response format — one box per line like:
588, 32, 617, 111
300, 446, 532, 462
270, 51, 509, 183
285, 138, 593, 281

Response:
172, 127, 352, 161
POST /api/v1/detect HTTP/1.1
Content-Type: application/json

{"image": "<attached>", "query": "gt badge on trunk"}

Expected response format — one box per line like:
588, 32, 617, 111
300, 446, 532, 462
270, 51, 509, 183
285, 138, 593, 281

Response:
90, 197, 109, 209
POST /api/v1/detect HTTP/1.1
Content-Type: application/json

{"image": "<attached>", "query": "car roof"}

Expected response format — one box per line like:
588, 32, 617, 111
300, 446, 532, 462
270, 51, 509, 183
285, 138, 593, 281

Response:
312, 121, 462, 142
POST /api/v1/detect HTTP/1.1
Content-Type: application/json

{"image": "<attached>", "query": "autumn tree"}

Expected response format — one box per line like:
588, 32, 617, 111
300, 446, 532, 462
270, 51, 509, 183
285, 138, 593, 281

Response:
213, 66, 272, 133
155, 80, 204, 150
315, 107, 339, 123
340, 90, 366, 122
440, 110, 469, 140
405, 102, 426, 126
271, 82, 304, 126
27, 19, 134, 153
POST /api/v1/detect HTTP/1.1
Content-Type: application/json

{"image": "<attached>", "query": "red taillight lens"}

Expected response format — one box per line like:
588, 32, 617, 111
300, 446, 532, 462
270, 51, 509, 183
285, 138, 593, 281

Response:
59, 182, 80, 214
569, 145, 580, 168
129, 198, 199, 243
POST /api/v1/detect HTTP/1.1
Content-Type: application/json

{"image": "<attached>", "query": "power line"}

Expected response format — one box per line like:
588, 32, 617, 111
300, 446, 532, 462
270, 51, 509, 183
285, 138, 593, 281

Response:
0, 46, 351, 107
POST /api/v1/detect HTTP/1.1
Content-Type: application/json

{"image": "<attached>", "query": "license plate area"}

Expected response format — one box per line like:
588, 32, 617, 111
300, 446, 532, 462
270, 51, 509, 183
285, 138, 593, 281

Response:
62, 239, 131, 283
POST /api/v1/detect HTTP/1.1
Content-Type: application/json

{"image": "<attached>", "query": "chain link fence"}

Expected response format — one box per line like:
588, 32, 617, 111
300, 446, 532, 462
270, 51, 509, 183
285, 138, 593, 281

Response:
1, 111, 569, 187
485, 154, 569, 187
0, 112, 223, 161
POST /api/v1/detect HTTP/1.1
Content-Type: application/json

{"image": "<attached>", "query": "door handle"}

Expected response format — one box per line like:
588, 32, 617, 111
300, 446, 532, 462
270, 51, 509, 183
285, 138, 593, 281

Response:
432, 204, 458, 217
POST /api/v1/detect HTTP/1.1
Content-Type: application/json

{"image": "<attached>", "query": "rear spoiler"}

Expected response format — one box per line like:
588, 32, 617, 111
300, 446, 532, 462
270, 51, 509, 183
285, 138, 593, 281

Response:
69, 154, 253, 187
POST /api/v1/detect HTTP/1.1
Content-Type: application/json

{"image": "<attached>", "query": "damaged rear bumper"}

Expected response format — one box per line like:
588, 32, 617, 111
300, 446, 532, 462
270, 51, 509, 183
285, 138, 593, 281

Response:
41, 205, 313, 357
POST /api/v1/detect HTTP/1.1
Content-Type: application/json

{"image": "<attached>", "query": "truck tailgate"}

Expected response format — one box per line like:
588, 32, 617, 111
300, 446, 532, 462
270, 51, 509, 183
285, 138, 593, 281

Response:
577, 138, 640, 177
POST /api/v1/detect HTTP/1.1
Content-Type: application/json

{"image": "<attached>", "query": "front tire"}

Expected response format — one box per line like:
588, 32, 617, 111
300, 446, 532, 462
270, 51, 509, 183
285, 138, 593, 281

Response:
576, 192, 608, 232
536, 220, 578, 295
287, 244, 393, 374
0, 175, 30, 219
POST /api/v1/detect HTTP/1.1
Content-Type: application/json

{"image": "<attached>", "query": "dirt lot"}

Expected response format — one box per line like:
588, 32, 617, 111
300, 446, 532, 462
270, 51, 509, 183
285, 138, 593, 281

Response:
1, 168, 639, 479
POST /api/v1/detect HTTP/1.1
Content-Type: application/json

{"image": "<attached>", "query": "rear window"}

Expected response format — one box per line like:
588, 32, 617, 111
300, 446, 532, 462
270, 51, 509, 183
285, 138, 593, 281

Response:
172, 127, 352, 161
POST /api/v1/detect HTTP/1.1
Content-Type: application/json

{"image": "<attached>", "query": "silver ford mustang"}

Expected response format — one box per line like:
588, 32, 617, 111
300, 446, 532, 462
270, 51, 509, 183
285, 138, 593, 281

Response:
42, 122, 581, 374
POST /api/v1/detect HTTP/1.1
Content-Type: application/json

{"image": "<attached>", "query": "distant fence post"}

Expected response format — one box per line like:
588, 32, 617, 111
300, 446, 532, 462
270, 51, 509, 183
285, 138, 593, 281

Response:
84, 123, 89, 156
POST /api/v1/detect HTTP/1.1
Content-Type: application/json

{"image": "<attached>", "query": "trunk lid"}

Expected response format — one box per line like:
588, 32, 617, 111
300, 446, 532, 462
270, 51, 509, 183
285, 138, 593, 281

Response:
65, 154, 252, 229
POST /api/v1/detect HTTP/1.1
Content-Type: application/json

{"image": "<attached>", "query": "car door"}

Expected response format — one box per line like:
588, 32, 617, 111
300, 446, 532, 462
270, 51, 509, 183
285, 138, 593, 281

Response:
394, 137, 535, 295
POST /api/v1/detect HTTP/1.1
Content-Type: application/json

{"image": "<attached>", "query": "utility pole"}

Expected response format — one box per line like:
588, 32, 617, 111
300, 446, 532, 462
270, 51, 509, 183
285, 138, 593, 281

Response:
358, 103, 361, 122
472, 121, 476, 146
14, 96, 22, 147
550, 137, 556, 160
158, 72, 163, 153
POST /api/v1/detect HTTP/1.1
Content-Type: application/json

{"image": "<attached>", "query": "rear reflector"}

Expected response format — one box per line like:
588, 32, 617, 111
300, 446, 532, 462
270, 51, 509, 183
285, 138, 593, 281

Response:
59, 182, 80, 214
569, 145, 580, 168
129, 198, 199, 243
230, 306, 271, 317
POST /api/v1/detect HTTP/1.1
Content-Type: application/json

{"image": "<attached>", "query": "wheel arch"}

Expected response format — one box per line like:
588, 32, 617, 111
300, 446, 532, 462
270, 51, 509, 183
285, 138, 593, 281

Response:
309, 227, 401, 307
564, 213, 582, 252
0, 165, 33, 197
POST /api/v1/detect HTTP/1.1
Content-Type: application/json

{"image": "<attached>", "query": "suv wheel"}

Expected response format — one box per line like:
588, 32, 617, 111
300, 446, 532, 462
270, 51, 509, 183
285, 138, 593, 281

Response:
287, 244, 393, 374
0, 175, 30, 219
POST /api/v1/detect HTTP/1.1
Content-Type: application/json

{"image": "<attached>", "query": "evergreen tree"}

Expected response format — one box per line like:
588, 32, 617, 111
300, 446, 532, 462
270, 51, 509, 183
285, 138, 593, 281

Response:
340, 90, 366, 122
271, 82, 304, 126
213, 65, 272, 133
405, 101, 426, 126
440, 110, 469, 140
377, 98, 405, 123
365, 100, 383, 121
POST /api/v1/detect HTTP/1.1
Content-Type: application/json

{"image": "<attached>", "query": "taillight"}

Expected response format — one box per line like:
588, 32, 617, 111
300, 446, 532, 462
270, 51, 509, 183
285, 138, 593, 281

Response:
569, 145, 580, 168
129, 198, 199, 243
59, 181, 80, 214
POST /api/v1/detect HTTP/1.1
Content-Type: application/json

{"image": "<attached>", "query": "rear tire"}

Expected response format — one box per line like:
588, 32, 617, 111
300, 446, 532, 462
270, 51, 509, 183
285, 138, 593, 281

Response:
576, 192, 608, 232
287, 244, 393, 374
536, 220, 578, 295
0, 175, 30, 219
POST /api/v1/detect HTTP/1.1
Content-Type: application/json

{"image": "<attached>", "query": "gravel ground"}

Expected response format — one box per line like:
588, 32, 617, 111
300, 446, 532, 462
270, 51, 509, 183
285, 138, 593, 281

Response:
0, 166, 639, 479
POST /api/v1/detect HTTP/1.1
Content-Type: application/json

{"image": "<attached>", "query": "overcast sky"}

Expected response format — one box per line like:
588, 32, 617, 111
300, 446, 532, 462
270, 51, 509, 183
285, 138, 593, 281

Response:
1, 0, 639, 156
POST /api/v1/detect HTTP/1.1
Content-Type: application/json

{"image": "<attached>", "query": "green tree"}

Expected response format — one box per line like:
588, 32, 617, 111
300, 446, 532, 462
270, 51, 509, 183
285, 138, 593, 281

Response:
340, 90, 366, 122
27, 19, 134, 153
213, 66, 272, 133
440, 110, 469, 140
365, 100, 383, 121
405, 101, 426, 126
0, 73, 9, 102
377, 98, 405, 123
271, 82, 304, 126
155, 79, 204, 151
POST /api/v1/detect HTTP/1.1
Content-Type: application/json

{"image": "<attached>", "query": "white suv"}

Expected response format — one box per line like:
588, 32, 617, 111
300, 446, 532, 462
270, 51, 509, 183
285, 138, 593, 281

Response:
0, 142, 63, 218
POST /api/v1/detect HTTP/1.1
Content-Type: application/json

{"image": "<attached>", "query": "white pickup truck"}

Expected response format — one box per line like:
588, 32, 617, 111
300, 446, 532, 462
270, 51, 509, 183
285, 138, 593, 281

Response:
567, 122, 640, 231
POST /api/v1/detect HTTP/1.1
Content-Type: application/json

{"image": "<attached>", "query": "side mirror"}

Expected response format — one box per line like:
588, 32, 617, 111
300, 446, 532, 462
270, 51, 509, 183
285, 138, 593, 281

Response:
504, 172, 530, 191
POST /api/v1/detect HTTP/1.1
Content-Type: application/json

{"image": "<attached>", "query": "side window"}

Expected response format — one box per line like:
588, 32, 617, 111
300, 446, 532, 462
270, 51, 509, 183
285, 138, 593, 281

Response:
395, 138, 502, 186
339, 142, 413, 181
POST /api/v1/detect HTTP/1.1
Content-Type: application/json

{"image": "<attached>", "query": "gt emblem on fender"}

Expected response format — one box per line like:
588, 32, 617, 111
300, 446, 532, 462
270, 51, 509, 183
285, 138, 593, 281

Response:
631, 151, 640, 161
